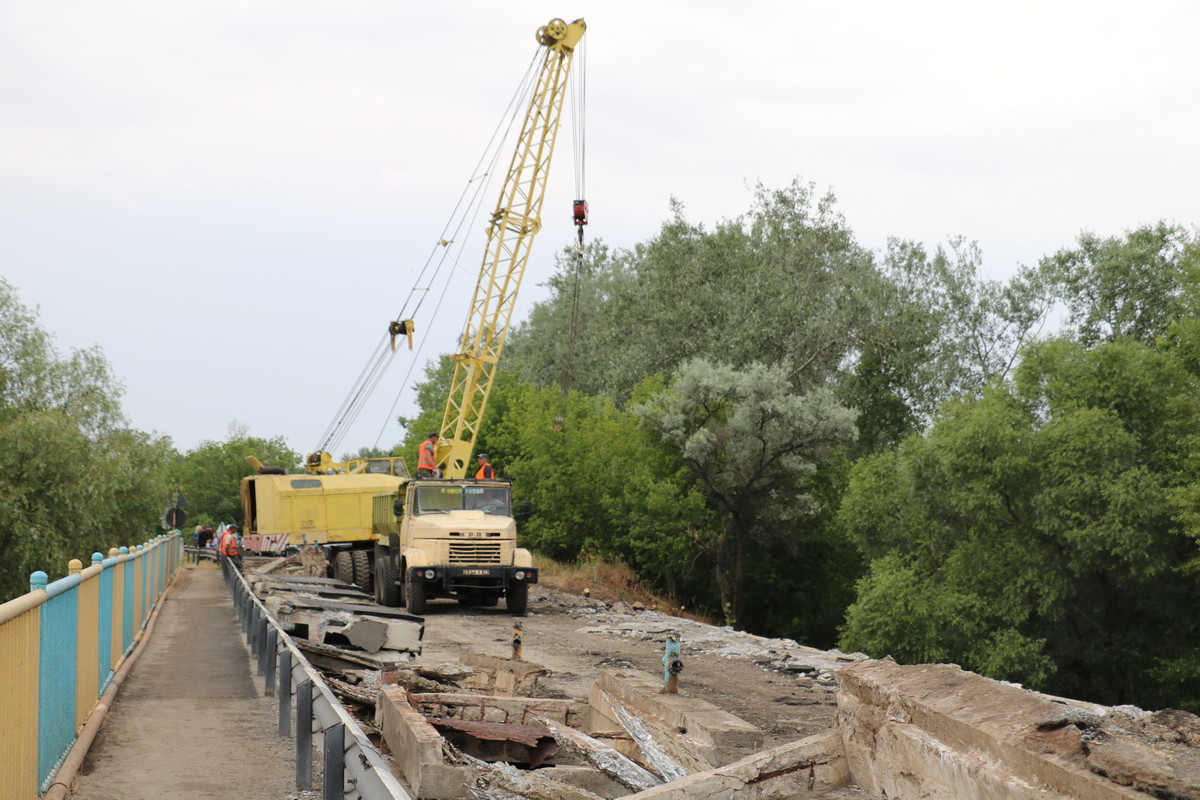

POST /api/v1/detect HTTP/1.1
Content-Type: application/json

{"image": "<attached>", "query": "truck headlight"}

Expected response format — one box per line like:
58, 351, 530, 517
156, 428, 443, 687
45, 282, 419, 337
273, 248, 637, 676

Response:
423, 569, 436, 580
514, 570, 526, 581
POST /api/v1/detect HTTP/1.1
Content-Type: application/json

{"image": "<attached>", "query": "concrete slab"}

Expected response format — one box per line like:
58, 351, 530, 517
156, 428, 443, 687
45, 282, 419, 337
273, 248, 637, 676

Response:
590, 668, 764, 771
837, 659, 1148, 800
461, 653, 550, 696
619, 731, 848, 799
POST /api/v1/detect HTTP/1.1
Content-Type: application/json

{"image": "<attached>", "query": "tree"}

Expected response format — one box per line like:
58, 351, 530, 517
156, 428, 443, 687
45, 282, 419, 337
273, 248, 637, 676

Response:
1040, 223, 1199, 346
0, 279, 172, 601
509, 181, 894, 404
839, 336, 1200, 708
635, 358, 857, 627
879, 237, 1053, 420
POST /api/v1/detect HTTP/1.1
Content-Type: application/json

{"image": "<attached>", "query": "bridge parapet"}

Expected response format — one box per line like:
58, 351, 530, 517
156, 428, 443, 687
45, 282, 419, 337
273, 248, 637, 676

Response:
0, 532, 182, 800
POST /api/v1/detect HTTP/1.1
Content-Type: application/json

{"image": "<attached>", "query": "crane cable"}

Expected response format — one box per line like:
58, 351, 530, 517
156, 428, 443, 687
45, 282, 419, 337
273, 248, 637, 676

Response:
556, 38, 587, 432
315, 49, 544, 457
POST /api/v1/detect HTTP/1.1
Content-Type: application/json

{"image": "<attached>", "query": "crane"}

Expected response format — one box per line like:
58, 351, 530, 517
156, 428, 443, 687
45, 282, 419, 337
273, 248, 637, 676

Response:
433, 17, 587, 478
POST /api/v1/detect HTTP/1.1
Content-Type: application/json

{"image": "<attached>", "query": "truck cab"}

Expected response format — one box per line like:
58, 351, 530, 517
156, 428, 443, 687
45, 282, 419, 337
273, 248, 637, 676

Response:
373, 478, 536, 614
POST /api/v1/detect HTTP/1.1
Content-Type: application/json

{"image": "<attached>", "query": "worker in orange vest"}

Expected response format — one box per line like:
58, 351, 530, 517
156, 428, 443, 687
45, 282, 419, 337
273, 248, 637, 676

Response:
417, 431, 440, 478
219, 524, 242, 571
475, 453, 494, 480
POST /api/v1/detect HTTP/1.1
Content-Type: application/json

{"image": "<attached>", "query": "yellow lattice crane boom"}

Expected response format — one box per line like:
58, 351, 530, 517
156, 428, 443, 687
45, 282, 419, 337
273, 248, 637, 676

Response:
437, 17, 586, 478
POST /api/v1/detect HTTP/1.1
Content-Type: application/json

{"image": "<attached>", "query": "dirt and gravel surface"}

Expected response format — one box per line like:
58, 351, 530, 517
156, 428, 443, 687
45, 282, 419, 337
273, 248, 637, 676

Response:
416, 586, 856, 750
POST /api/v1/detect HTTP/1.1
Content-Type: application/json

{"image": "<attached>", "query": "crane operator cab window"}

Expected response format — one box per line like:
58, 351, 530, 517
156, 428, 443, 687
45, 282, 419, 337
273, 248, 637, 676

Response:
414, 484, 511, 516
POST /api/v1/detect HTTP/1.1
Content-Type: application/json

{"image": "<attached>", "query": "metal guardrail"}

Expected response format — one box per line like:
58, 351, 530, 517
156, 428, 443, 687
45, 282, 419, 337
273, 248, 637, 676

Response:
183, 545, 218, 563
221, 557, 413, 800
0, 532, 182, 800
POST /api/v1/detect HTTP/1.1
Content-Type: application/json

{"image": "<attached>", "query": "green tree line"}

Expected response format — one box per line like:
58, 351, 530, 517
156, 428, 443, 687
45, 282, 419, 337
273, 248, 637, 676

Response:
397, 183, 1200, 710
4, 183, 1197, 713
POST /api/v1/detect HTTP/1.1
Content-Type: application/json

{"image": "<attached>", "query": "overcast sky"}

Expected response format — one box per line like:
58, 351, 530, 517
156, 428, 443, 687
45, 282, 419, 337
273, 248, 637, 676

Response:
3, 1, 1197, 456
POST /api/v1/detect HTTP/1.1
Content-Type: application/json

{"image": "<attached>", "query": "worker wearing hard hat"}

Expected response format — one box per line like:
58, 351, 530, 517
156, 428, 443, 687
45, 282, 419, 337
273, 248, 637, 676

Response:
475, 453, 494, 480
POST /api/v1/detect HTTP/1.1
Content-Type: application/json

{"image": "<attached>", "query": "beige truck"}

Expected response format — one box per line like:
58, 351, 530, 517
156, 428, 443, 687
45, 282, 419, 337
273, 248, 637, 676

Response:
371, 477, 536, 615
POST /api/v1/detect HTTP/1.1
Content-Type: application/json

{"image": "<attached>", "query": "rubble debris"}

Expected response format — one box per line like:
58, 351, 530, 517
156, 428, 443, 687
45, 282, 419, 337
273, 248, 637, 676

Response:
409, 692, 586, 728
616, 731, 848, 800
461, 653, 551, 696
534, 714, 662, 793
443, 744, 607, 800
1083, 708, 1200, 799
250, 575, 423, 659
590, 670, 764, 772
599, 691, 690, 782
429, 718, 559, 768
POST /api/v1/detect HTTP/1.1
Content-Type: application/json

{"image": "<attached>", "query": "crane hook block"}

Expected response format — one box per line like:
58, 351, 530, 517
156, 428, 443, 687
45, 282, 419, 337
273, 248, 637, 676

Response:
389, 319, 415, 352
573, 199, 588, 226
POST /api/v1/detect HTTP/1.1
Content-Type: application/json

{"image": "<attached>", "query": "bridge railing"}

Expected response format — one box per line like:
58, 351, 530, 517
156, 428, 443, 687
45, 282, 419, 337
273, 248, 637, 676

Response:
0, 531, 182, 800
221, 557, 413, 800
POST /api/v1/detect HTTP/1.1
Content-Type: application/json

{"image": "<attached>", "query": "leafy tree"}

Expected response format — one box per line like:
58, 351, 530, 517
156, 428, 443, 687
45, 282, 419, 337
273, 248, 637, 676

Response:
635, 358, 857, 627
879, 237, 1053, 420
168, 435, 299, 527
0, 279, 171, 601
1040, 223, 1199, 346
510, 181, 893, 403
839, 336, 1200, 708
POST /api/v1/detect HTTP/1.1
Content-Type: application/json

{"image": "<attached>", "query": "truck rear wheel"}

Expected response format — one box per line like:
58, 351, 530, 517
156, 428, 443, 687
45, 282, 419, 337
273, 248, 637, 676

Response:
375, 549, 400, 606
334, 551, 354, 585
407, 578, 428, 615
351, 550, 372, 593
506, 582, 528, 615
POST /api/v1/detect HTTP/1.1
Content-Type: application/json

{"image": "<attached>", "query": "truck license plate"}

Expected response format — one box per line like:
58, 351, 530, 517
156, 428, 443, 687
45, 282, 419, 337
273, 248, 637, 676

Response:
462, 569, 491, 576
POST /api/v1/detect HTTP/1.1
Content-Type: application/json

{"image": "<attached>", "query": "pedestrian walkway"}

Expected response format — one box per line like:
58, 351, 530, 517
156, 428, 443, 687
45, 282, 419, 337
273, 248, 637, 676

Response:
71, 564, 302, 800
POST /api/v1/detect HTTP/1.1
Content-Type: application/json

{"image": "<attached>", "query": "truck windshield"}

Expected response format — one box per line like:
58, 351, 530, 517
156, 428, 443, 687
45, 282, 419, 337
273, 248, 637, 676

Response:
415, 484, 511, 516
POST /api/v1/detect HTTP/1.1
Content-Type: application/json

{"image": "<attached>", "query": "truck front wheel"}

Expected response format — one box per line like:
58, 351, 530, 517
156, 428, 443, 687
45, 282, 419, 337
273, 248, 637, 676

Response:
407, 578, 428, 615
506, 582, 528, 615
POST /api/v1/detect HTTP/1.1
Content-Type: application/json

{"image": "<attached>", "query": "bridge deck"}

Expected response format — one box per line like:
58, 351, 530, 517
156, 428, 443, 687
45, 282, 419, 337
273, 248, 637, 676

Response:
71, 564, 305, 799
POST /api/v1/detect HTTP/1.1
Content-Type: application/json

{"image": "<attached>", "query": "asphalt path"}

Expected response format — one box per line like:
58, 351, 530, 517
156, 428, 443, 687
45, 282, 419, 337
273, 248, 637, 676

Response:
71, 564, 308, 800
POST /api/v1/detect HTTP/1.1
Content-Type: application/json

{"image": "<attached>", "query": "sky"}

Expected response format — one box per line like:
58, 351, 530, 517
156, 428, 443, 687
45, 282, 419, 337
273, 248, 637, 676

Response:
2, 1, 1198, 456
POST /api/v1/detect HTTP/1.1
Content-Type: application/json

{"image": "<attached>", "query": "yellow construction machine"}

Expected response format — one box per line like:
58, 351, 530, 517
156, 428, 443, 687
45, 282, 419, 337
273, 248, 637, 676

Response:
240, 18, 587, 615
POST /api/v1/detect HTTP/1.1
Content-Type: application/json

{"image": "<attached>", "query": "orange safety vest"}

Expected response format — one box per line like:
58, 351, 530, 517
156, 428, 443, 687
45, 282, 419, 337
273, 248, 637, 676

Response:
475, 462, 493, 479
220, 531, 239, 556
418, 439, 437, 472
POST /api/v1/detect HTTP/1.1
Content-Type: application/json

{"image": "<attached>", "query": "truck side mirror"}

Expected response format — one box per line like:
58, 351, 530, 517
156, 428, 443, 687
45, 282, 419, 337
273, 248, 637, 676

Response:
393, 497, 404, 517
515, 501, 533, 523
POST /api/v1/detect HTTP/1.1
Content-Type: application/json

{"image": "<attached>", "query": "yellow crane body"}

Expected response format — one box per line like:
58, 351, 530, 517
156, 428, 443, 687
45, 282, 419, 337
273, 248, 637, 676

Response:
437, 18, 586, 478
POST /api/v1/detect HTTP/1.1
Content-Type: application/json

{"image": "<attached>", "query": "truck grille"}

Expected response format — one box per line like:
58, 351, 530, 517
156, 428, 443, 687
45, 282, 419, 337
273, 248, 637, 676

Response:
448, 543, 502, 564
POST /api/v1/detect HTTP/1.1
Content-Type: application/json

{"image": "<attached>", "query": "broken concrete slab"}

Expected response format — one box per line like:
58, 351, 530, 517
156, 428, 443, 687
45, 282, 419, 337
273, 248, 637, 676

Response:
259, 591, 424, 656
377, 685, 604, 800
535, 714, 662, 793
837, 659, 1153, 799
617, 730, 848, 799
411, 691, 588, 728
589, 668, 764, 772
461, 653, 551, 696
